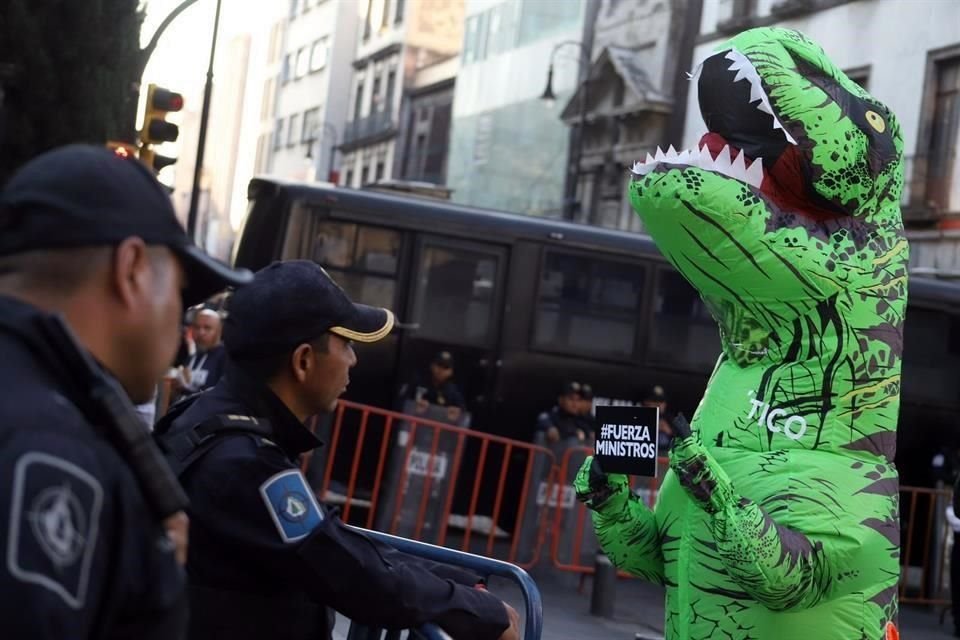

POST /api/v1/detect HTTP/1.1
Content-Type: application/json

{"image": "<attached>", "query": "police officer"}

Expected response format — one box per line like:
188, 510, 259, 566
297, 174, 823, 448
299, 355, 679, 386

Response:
534, 381, 587, 444
0, 145, 252, 638
154, 260, 520, 640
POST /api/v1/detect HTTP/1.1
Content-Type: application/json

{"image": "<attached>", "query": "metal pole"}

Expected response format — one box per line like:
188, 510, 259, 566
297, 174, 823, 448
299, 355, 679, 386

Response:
187, 0, 223, 242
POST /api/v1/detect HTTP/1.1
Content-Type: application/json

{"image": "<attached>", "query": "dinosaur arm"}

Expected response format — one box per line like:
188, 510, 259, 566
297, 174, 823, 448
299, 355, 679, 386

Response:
670, 438, 832, 610
574, 457, 665, 584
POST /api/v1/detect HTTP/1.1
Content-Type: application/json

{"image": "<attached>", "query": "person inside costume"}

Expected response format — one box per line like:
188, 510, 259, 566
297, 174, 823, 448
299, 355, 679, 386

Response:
575, 27, 906, 640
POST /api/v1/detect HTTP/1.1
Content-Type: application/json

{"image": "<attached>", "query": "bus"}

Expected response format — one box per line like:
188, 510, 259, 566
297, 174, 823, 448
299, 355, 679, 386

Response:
234, 177, 960, 489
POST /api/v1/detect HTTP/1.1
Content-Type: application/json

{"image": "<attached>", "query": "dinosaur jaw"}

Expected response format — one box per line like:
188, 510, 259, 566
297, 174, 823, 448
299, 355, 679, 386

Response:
630, 140, 765, 188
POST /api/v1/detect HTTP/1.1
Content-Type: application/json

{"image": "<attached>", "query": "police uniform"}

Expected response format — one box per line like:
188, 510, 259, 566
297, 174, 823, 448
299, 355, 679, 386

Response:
154, 261, 510, 640
0, 146, 253, 638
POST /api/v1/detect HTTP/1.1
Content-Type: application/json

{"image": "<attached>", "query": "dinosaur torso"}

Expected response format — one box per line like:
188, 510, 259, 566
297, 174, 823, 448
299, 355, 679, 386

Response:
588, 28, 907, 639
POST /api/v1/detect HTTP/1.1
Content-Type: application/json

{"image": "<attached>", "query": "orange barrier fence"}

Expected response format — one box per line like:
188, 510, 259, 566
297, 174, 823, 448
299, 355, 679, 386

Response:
152, 393, 954, 598
300, 399, 557, 568
899, 485, 952, 607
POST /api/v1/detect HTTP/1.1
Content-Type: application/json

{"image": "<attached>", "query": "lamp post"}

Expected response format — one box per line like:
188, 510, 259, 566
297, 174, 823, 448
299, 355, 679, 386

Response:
540, 40, 591, 221
306, 122, 339, 183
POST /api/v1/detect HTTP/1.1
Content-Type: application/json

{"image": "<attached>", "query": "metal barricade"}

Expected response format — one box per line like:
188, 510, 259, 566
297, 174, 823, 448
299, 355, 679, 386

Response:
344, 527, 543, 640
900, 484, 952, 606
302, 400, 557, 568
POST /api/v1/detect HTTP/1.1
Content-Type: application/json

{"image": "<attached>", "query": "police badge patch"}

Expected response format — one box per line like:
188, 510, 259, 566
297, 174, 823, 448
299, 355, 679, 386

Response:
6, 452, 103, 608
259, 470, 323, 543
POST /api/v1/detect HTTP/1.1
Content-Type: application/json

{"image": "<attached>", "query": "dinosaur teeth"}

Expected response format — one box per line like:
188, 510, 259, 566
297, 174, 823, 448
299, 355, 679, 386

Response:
631, 143, 766, 189
745, 157, 764, 188
721, 48, 799, 147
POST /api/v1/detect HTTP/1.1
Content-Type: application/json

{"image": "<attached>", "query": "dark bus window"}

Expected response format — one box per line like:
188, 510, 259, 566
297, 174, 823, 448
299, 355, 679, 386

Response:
308, 219, 401, 310
412, 245, 498, 346
902, 308, 960, 406
533, 252, 644, 359
648, 270, 719, 370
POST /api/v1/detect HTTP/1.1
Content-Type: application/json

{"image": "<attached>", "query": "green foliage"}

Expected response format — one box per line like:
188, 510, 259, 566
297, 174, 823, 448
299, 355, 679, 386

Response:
0, 0, 145, 183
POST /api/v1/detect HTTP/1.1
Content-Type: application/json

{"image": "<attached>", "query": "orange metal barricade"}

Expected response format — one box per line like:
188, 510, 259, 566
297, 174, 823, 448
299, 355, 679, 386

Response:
899, 485, 952, 607
294, 402, 954, 600
300, 399, 557, 569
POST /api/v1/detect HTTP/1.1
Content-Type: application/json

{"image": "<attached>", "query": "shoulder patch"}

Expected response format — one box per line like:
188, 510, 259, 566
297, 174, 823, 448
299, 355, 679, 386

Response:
6, 452, 103, 609
259, 470, 323, 543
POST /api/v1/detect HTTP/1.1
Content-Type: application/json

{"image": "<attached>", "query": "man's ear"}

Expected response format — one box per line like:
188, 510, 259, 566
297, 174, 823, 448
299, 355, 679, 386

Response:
290, 342, 314, 384
111, 237, 150, 309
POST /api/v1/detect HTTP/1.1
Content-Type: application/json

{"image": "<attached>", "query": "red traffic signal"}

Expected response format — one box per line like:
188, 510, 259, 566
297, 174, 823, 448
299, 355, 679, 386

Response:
141, 83, 184, 145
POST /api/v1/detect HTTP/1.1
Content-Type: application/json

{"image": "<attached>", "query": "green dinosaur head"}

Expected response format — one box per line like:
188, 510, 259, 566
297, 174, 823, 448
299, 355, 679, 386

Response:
629, 27, 908, 363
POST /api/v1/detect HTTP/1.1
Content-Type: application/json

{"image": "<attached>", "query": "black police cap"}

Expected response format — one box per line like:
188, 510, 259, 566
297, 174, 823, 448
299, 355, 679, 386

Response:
223, 260, 395, 357
0, 145, 252, 305
432, 351, 454, 368
560, 381, 582, 397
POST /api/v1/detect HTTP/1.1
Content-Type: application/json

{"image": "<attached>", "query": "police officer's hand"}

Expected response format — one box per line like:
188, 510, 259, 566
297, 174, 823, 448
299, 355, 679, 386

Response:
546, 426, 560, 443
163, 511, 189, 566
498, 602, 520, 640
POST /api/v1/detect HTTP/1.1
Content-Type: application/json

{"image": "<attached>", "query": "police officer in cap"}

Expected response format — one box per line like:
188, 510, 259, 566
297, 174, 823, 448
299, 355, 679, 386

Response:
0, 145, 252, 638
154, 260, 520, 640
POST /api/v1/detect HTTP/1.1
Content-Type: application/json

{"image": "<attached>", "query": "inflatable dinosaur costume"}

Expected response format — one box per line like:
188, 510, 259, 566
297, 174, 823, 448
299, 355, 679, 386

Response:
575, 27, 907, 639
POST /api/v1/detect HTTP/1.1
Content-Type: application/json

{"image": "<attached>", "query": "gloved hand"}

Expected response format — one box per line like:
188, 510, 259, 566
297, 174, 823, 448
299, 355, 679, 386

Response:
668, 426, 736, 515
574, 456, 630, 511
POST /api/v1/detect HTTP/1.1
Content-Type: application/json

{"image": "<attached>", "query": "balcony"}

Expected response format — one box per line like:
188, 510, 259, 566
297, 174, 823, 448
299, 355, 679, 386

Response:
341, 111, 397, 149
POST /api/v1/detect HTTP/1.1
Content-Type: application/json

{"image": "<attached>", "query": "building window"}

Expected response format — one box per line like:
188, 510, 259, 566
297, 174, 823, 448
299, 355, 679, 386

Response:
361, 165, 370, 185
295, 47, 310, 79
843, 66, 870, 91
394, 0, 404, 23
381, 0, 391, 29
345, 169, 354, 187
384, 70, 396, 113
371, 73, 382, 113
273, 118, 285, 150
363, 0, 374, 40
288, 113, 301, 147
354, 81, 365, 120
302, 107, 321, 143
375, 161, 385, 181
289, 0, 300, 19
261, 77, 276, 121
463, 16, 479, 64
310, 38, 329, 72
925, 56, 960, 211
517, 0, 581, 48
282, 54, 292, 84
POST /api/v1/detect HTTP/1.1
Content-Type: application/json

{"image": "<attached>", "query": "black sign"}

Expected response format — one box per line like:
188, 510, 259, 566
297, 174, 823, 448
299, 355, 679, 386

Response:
594, 405, 659, 476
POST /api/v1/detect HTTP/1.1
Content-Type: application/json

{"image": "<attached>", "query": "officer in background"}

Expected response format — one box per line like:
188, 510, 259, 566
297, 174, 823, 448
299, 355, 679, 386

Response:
398, 350, 467, 423
534, 381, 587, 444
0, 146, 251, 638
154, 261, 520, 640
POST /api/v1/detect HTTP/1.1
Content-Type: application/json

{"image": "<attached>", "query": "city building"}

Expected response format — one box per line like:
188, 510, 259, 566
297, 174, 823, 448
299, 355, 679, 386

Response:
446, 0, 593, 215
689, 0, 960, 275
339, 0, 465, 188
558, 0, 702, 230
397, 55, 458, 185
265, 0, 359, 182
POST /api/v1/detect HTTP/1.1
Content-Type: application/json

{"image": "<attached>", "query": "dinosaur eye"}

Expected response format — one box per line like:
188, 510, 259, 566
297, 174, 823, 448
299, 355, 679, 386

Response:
865, 110, 886, 133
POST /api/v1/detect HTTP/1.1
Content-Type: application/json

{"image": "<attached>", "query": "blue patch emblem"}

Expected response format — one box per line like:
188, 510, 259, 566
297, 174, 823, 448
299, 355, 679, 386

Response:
259, 470, 323, 543
7, 452, 103, 609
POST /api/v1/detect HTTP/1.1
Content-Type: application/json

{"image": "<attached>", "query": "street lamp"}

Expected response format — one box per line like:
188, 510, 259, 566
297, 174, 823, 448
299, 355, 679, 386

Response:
306, 122, 339, 183
540, 40, 591, 221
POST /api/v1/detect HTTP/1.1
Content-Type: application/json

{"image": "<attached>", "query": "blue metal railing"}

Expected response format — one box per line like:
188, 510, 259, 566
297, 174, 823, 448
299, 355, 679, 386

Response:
344, 527, 543, 640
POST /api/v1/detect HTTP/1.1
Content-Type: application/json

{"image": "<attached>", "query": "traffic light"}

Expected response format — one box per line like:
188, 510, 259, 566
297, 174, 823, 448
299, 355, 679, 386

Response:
141, 83, 183, 145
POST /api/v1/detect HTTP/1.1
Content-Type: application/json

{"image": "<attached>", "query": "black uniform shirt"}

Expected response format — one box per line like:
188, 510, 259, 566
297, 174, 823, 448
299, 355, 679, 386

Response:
0, 295, 186, 639
156, 365, 509, 640
401, 374, 466, 409
535, 406, 583, 440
